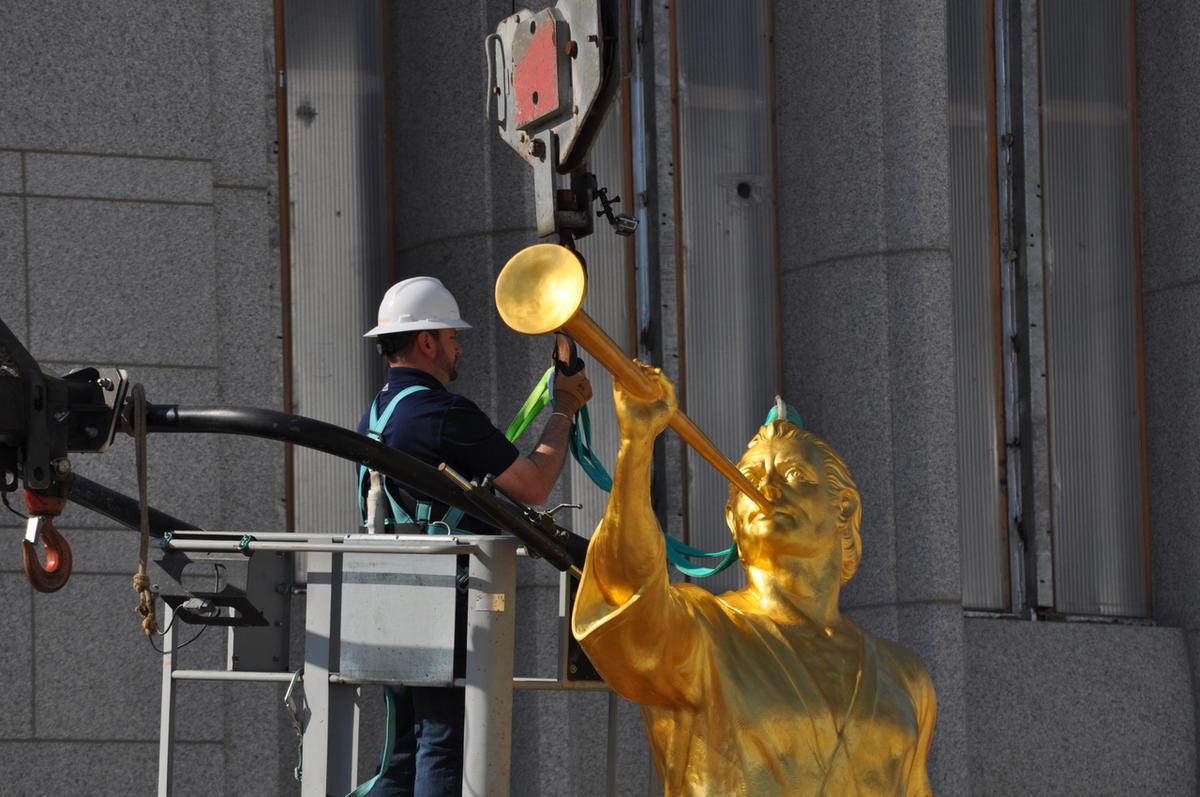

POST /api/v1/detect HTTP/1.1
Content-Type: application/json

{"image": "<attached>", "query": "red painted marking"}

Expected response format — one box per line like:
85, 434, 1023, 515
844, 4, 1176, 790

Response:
514, 20, 562, 128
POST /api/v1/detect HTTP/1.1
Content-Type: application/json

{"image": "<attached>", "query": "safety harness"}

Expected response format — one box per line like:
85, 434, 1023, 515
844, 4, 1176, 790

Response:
350, 385, 474, 797
356, 385, 467, 534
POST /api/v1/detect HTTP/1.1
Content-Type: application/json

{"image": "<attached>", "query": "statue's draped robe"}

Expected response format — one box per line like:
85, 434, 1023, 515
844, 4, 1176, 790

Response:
574, 578, 936, 796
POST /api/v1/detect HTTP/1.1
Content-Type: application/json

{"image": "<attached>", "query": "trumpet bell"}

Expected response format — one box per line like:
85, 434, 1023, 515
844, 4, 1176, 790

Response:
496, 244, 587, 335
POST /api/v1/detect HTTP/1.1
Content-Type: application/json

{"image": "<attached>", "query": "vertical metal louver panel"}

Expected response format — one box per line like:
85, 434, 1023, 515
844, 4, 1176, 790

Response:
675, 0, 778, 594
572, 103, 631, 543
285, 0, 391, 539
1040, 0, 1147, 616
950, 1, 1008, 610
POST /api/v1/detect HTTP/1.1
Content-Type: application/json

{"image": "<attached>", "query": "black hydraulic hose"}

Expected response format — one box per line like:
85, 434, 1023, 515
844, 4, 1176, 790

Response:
143, 404, 585, 572
146, 404, 468, 506
67, 473, 202, 534
438, 464, 575, 572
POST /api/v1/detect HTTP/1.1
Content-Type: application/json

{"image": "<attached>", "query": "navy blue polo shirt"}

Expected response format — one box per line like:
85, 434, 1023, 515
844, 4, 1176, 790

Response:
358, 367, 520, 501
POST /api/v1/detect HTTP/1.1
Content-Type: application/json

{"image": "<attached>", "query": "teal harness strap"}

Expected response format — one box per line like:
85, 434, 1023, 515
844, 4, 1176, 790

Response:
665, 535, 740, 578
358, 384, 473, 534
345, 687, 397, 797
564, 399, 737, 576
431, 506, 465, 534
505, 368, 613, 490
763, 402, 804, 428
359, 385, 431, 525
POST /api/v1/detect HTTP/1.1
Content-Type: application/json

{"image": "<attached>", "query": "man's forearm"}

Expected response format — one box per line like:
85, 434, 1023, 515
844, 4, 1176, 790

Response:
528, 411, 572, 472
493, 411, 573, 505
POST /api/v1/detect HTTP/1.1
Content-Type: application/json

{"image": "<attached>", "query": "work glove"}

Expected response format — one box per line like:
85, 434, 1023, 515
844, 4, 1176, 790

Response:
551, 367, 592, 418
549, 336, 592, 422
550, 334, 592, 418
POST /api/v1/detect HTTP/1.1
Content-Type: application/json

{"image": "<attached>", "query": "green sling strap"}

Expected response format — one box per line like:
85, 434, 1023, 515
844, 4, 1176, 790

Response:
504, 369, 740, 578
504, 365, 554, 441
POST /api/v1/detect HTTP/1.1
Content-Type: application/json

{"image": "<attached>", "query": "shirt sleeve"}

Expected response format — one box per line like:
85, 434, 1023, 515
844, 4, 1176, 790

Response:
575, 574, 716, 708
436, 396, 520, 481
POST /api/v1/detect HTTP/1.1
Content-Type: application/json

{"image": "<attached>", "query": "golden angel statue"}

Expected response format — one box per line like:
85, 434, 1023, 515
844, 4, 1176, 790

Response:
573, 365, 936, 796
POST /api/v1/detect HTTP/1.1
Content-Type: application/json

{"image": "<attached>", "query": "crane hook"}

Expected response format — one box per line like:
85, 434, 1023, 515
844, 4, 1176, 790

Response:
22, 484, 72, 593
22, 517, 73, 593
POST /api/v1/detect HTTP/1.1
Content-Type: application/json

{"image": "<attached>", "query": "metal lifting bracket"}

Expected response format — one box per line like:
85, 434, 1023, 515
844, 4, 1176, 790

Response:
487, 0, 637, 240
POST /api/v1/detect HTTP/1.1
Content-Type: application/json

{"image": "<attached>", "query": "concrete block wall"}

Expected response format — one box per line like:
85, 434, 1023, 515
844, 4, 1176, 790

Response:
965, 619, 1195, 794
923, 1, 1199, 793
0, 1, 292, 794
1138, 0, 1200, 784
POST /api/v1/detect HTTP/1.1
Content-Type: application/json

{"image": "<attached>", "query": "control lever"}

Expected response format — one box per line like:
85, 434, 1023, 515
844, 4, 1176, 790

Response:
591, 176, 638, 236
546, 503, 582, 518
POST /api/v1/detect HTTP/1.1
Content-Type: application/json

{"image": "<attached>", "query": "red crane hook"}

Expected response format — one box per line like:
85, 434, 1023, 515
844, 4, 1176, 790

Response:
22, 484, 73, 593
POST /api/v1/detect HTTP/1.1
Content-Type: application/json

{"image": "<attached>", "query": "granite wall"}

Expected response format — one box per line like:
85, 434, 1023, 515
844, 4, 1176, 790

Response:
0, 1, 291, 793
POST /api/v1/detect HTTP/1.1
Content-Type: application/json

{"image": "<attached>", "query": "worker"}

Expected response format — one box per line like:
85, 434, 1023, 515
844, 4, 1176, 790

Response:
359, 275, 591, 797
572, 364, 936, 796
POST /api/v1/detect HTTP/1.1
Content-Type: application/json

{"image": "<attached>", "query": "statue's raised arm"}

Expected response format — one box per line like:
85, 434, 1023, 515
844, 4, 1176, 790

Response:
572, 363, 710, 707
572, 365, 937, 796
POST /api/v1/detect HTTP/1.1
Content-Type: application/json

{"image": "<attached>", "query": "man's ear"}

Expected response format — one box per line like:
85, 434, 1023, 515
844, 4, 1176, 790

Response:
416, 330, 436, 354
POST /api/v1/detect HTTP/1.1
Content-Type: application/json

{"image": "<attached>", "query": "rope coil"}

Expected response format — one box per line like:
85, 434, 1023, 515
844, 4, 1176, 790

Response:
131, 384, 158, 636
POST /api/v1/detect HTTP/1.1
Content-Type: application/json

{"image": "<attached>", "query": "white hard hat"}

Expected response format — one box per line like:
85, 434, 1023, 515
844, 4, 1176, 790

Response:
363, 276, 472, 337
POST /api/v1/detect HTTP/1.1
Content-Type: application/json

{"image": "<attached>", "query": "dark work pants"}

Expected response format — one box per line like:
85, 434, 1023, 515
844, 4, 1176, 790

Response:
369, 684, 465, 797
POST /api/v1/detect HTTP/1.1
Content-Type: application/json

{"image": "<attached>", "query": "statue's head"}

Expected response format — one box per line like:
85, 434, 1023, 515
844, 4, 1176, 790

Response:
725, 420, 863, 585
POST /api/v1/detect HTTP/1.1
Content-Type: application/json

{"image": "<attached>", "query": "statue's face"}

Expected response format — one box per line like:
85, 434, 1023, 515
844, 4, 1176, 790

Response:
729, 434, 841, 563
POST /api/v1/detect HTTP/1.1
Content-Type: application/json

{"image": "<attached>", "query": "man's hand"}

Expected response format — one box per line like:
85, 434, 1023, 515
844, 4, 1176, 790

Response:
614, 362, 676, 443
498, 362, 590, 505
552, 367, 593, 418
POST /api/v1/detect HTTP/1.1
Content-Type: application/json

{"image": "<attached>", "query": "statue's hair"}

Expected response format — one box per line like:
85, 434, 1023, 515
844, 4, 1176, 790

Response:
729, 421, 863, 585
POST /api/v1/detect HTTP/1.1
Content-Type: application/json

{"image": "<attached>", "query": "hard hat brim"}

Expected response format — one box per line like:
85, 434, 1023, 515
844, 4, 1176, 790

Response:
363, 318, 472, 337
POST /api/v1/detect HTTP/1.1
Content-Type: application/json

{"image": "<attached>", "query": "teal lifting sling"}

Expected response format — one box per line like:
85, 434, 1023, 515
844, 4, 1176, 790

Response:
502, 369, 814, 578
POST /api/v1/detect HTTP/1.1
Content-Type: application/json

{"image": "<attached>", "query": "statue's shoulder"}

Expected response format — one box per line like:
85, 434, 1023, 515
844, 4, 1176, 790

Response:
861, 629, 934, 690
668, 582, 750, 624
670, 581, 728, 614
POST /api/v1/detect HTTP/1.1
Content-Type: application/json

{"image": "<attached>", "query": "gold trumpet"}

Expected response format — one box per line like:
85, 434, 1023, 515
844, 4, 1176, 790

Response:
495, 243, 771, 512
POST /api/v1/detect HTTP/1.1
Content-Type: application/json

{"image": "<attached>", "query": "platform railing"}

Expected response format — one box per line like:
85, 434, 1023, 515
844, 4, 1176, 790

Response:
155, 532, 598, 797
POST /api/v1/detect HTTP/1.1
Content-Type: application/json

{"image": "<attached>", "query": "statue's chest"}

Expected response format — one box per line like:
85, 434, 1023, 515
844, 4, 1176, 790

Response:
787, 630, 862, 724
714, 624, 865, 736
